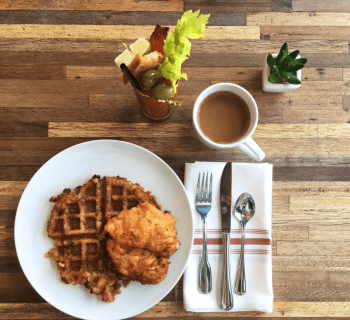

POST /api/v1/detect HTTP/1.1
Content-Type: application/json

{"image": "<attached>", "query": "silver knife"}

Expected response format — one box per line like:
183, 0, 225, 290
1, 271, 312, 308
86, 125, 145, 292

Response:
219, 162, 234, 310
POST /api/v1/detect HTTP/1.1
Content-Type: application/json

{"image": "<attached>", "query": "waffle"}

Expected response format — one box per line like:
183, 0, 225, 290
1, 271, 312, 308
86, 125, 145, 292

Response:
47, 176, 103, 238
105, 176, 161, 221
45, 236, 121, 302
46, 175, 162, 302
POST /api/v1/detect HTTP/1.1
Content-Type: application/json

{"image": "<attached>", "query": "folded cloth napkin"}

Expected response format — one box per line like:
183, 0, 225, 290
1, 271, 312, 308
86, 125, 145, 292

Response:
183, 162, 274, 312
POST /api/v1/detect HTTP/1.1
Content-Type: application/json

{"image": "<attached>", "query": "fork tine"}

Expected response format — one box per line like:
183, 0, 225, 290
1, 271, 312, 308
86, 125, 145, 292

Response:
209, 173, 213, 203
196, 172, 201, 203
204, 172, 209, 202
200, 172, 205, 202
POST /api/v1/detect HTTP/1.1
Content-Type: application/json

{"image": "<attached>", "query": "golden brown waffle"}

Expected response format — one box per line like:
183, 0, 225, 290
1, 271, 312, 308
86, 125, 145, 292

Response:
46, 175, 162, 302
105, 176, 161, 221
47, 176, 103, 238
45, 236, 121, 302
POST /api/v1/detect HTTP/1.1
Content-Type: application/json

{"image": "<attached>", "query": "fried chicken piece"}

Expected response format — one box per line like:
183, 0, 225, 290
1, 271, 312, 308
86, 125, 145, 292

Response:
105, 202, 180, 285
106, 241, 169, 284
105, 202, 179, 257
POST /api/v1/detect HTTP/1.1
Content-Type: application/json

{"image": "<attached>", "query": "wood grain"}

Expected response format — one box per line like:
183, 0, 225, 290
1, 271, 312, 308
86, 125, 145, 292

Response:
1, 301, 350, 318
247, 12, 350, 26
185, 0, 292, 13
293, 0, 350, 12
261, 26, 350, 40
0, 11, 246, 26
0, 25, 260, 40
1, 1, 350, 319
66, 66, 343, 82
0, 0, 184, 11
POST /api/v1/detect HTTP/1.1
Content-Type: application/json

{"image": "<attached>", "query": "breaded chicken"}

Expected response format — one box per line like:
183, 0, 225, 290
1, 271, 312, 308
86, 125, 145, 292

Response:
105, 202, 180, 284
105, 202, 179, 257
106, 240, 169, 284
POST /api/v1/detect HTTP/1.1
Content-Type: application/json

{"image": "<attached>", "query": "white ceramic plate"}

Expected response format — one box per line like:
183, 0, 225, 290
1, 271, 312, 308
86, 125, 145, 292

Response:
15, 140, 193, 320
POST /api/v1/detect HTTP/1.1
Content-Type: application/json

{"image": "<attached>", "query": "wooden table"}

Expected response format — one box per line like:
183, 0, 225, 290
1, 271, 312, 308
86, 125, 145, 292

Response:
1, 0, 350, 319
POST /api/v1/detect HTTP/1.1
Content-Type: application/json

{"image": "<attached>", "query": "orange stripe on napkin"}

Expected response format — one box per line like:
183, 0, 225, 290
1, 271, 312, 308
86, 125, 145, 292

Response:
193, 238, 271, 245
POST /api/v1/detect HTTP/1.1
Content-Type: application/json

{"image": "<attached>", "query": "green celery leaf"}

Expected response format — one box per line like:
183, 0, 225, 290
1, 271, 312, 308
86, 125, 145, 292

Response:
275, 42, 288, 68
267, 54, 275, 69
280, 70, 301, 84
158, 10, 210, 87
268, 73, 280, 83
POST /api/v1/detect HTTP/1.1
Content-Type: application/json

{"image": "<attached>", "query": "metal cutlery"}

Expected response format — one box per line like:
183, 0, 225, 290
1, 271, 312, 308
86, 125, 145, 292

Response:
195, 172, 213, 294
234, 192, 256, 295
219, 162, 234, 310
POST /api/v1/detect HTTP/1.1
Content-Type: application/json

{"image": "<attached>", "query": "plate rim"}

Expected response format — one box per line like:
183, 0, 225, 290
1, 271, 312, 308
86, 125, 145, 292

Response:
14, 139, 193, 320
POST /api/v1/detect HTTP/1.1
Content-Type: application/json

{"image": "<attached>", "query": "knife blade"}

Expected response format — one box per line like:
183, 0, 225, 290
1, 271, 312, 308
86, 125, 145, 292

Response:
219, 162, 234, 310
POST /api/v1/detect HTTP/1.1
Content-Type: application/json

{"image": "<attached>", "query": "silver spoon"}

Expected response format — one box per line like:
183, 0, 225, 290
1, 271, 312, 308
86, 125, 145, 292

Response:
233, 192, 256, 295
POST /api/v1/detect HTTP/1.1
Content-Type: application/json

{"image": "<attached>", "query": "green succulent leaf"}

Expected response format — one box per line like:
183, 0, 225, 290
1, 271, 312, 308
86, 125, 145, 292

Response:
267, 54, 276, 69
275, 42, 288, 68
280, 70, 301, 84
268, 73, 280, 83
284, 58, 308, 72
288, 50, 300, 60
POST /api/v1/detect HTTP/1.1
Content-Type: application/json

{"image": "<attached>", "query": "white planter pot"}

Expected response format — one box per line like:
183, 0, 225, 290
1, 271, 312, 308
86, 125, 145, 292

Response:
262, 53, 302, 93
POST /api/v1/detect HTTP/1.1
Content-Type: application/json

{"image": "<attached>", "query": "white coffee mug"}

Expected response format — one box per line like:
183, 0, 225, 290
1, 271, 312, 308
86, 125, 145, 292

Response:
192, 83, 265, 161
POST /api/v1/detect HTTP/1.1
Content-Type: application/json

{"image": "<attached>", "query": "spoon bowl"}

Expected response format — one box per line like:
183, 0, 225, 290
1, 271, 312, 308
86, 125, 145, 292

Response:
234, 192, 255, 224
234, 192, 256, 295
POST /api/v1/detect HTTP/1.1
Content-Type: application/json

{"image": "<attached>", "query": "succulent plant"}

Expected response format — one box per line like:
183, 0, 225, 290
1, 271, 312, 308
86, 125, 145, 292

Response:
267, 42, 307, 85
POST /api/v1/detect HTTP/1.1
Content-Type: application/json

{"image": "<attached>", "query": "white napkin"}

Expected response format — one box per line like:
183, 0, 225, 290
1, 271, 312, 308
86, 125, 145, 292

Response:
183, 162, 274, 312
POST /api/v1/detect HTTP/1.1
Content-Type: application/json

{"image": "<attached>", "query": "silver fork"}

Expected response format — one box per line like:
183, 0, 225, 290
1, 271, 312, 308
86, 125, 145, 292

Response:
195, 172, 213, 294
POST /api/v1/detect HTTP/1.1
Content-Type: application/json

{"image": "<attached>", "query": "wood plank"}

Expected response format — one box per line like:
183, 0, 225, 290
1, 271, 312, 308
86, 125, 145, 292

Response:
277, 241, 350, 256
261, 26, 350, 40
310, 225, 350, 241
273, 256, 350, 272
0, 11, 246, 26
0, 122, 47, 137
0, 182, 27, 195
185, 0, 292, 13
0, 51, 117, 66
0, 0, 183, 11
273, 226, 308, 241
273, 167, 350, 182
274, 270, 350, 289
2, 38, 346, 54
1, 301, 350, 318
0, 166, 41, 181
342, 68, 350, 81
211, 80, 350, 95
0, 105, 192, 123
48, 122, 195, 138
0, 94, 88, 108
48, 123, 322, 138
0, 196, 21, 211
0, 25, 260, 40
0, 151, 55, 165
0, 79, 209, 96
293, 0, 350, 12
0, 257, 22, 273
291, 196, 350, 214
0, 38, 139, 52
283, 109, 350, 124
247, 12, 350, 26
274, 287, 350, 302
318, 124, 350, 138
189, 53, 350, 68
0, 65, 65, 80
261, 95, 343, 110
0, 79, 126, 95
66, 66, 342, 82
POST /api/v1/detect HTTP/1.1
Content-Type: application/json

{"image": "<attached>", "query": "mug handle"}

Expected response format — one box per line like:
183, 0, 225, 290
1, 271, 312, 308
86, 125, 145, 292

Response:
238, 137, 265, 161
